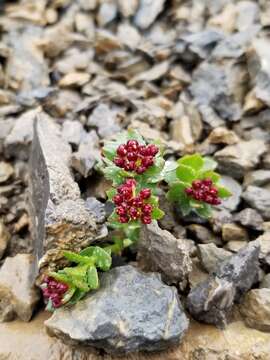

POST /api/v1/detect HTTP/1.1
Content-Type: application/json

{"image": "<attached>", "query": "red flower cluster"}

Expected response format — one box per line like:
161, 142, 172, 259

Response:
185, 179, 221, 205
42, 276, 69, 308
113, 179, 153, 224
114, 140, 159, 174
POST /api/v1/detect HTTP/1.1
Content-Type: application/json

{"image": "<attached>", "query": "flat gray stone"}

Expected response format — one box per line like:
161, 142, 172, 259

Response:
45, 265, 189, 354
234, 208, 264, 230
219, 176, 242, 211
134, 0, 165, 30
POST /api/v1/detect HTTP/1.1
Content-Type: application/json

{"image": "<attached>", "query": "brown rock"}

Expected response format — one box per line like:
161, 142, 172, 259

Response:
0, 221, 10, 260
240, 289, 270, 332
222, 223, 249, 242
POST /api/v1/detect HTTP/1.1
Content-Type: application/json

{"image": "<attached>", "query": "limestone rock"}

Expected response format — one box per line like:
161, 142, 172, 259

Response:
45, 265, 189, 354
138, 221, 192, 285
0, 254, 40, 322
87, 103, 121, 139
0, 162, 14, 184
71, 130, 100, 177
244, 169, 270, 187
4, 109, 38, 160
256, 232, 270, 266
61, 119, 84, 147
215, 140, 267, 179
208, 127, 239, 145
234, 208, 264, 230
242, 186, 270, 219
240, 289, 270, 332
0, 221, 11, 260
118, 0, 139, 17
29, 113, 106, 277
187, 242, 260, 327
187, 224, 221, 245
134, 0, 165, 30
197, 243, 231, 273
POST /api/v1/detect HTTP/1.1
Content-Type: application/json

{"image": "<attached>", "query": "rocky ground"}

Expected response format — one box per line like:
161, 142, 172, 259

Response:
0, 0, 270, 359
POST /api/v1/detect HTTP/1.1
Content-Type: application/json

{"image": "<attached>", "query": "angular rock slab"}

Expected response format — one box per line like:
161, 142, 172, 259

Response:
45, 265, 189, 355
187, 242, 260, 328
138, 221, 192, 286
29, 113, 106, 277
0, 254, 40, 322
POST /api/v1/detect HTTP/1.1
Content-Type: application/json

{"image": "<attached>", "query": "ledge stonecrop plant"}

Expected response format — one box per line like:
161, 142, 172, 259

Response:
164, 153, 231, 218
41, 131, 231, 310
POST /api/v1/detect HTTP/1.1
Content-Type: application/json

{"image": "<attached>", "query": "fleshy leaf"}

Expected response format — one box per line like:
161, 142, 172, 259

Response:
62, 251, 93, 265
166, 181, 189, 202
199, 170, 220, 183
202, 157, 217, 171
161, 160, 178, 184
151, 207, 165, 220
195, 203, 212, 218
178, 154, 204, 171
87, 266, 99, 289
93, 247, 112, 271
217, 186, 232, 198
176, 164, 196, 183
106, 188, 117, 200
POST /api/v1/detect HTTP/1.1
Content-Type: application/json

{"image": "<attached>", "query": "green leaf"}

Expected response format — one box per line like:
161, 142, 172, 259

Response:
126, 129, 146, 144
141, 157, 165, 183
176, 164, 196, 183
195, 204, 212, 218
106, 188, 117, 200
178, 154, 204, 171
217, 186, 232, 198
102, 162, 127, 186
151, 207, 165, 220
61, 287, 76, 305
202, 157, 217, 171
68, 289, 88, 305
166, 181, 188, 202
162, 160, 178, 185
189, 199, 204, 209
49, 272, 72, 286
62, 251, 94, 265
199, 170, 220, 183
87, 266, 99, 289
80, 246, 112, 271
63, 266, 89, 291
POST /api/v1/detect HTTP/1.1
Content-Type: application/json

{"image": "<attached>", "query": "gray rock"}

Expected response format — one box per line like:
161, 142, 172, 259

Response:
134, 0, 165, 30
3, 27, 49, 92
236, 1, 260, 31
29, 113, 106, 277
244, 170, 270, 187
256, 232, 270, 266
215, 140, 267, 179
87, 104, 121, 139
211, 209, 233, 233
187, 224, 221, 245
0, 162, 14, 184
242, 186, 270, 220
62, 120, 84, 148
234, 208, 264, 231
181, 30, 223, 60
260, 274, 270, 289
97, 2, 118, 26
0, 221, 10, 260
240, 289, 270, 332
85, 197, 106, 224
187, 242, 260, 327
45, 265, 189, 354
118, 0, 138, 17
198, 243, 231, 273
190, 62, 242, 122
71, 130, 100, 177
219, 176, 242, 211
4, 109, 38, 160
224, 240, 248, 253
0, 254, 40, 322
138, 221, 192, 286
0, 119, 13, 155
